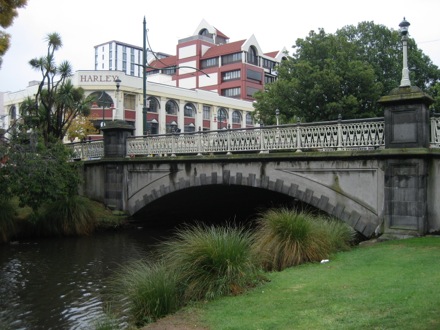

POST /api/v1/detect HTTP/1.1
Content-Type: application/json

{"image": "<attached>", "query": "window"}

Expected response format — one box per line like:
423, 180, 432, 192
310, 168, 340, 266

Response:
124, 94, 136, 110
148, 97, 160, 112
184, 103, 196, 117
246, 113, 253, 125
9, 105, 16, 120
265, 75, 276, 84
163, 66, 176, 75
247, 69, 262, 82
201, 58, 218, 69
166, 100, 179, 114
246, 86, 260, 97
222, 53, 242, 65
222, 87, 241, 98
217, 107, 228, 129
262, 58, 276, 70
222, 70, 241, 82
232, 111, 242, 124
247, 46, 258, 65
203, 105, 211, 120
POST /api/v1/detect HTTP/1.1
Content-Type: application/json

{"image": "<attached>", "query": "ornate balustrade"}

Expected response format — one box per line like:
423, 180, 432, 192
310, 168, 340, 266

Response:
127, 117, 386, 157
67, 114, 440, 160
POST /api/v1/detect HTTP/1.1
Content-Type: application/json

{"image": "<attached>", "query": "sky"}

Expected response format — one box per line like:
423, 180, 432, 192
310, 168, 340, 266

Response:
1, 0, 440, 92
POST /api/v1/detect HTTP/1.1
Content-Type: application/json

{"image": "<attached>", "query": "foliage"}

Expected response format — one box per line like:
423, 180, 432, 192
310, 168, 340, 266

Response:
16, 33, 94, 144
196, 237, 440, 330
158, 223, 265, 302
109, 260, 182, 327
0, 0, 27, 68
0, 198, 16, 243
252, 208, 330, 270
253, 21, 440, 123
67, 113, 99, 142
252, 208, 355, 271
38, 195, 97, 236
1, 135, 81, 211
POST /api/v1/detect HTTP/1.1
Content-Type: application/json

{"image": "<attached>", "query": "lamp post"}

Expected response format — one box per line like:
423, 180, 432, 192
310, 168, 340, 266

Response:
275, 108, 280, 126
142, 17, 148, 136
114, 78, 122, 120
399, 17, 411, 87
170, 120, 177, 133
217, 111, 223, 129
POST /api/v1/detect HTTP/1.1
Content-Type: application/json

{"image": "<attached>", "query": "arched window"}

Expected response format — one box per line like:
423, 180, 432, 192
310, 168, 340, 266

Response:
165, 100, 179, 115
9, 105, 17, 121
217, 107, 228, 129
247, 46, 258, 65
148, 96, 160, 113
184, 103, 196, 117
246, 113, 253, 126
89, 91, 114, 108
232, 110, 242, 124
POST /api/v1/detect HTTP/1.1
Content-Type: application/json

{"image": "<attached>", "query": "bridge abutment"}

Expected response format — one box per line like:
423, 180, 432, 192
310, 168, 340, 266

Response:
379, 86, 434, 239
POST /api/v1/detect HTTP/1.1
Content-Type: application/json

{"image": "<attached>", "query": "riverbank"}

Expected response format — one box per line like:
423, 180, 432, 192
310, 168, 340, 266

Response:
141, 236, 440, 329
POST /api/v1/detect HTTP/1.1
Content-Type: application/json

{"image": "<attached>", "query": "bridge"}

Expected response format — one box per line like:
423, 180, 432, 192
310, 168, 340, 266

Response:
75, 86, 440, 239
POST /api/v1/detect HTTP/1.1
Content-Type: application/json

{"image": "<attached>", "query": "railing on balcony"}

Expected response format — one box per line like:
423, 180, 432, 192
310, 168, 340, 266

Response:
66, 114, 440, 160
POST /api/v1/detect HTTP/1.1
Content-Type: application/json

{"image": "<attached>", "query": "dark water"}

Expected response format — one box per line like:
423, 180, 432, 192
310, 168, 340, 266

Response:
0, 227, 170, 330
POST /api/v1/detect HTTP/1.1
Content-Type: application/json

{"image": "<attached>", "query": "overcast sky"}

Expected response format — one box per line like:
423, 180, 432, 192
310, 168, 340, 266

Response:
1, 0, 439, 92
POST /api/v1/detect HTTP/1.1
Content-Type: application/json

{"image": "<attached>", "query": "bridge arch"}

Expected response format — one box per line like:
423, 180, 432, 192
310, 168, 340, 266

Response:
126, 159, 384, 237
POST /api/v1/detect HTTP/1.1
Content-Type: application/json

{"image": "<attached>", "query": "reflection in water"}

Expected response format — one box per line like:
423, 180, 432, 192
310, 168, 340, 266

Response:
0, 228, 168, 330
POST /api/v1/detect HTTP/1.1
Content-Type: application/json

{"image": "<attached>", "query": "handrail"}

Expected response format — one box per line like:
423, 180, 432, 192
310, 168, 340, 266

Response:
65, 114, 440, 160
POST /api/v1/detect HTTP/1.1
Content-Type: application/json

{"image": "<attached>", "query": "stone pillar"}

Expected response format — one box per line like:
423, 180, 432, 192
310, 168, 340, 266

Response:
101, 121, 135, 211
378, 86, 433, 239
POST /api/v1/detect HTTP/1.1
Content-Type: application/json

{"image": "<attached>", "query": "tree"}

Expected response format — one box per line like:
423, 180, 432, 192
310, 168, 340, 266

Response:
253, 22, 440, 123
21, 33, 94, 144
0, 0, 27, 68
67, 113, 99, 142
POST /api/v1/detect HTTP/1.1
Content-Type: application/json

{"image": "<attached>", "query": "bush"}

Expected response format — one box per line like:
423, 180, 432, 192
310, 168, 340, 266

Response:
0, 199, 16, 243
252, 208, 342, 271
39, 195, 97, 236
108, 260, 182, 327
159, 223, 265, 302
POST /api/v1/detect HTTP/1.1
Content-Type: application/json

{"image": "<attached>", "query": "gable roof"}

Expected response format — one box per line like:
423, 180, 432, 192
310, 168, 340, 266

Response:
147, 55, 177, 71
202, 39, 246, 59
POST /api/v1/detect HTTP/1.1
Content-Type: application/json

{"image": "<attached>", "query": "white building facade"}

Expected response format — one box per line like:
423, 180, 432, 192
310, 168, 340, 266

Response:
3, 70, 256, 138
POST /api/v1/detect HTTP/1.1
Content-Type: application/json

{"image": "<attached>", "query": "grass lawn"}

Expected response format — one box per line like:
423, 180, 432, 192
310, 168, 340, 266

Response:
192, 237, 440, 330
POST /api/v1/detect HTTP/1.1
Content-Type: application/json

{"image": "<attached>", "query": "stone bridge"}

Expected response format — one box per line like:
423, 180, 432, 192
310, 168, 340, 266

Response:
79, 86, 440, 239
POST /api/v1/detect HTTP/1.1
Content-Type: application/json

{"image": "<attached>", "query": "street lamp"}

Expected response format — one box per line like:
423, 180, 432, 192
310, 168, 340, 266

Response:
114, 78, 122, 120
275, 108, 280, 126
399, 17, 411, 87
170, 120, 177, 133
217, 111, 223, 129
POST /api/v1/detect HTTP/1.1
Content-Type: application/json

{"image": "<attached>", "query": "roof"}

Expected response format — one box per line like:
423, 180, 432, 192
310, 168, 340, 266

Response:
202, 39, 246, 59
148, 56, 177, 71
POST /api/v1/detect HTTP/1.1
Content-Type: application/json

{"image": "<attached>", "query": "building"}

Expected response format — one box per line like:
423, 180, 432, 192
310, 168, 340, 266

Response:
3, 70, 256, 138
94, 41, 169, 77
95, 19, 287, 102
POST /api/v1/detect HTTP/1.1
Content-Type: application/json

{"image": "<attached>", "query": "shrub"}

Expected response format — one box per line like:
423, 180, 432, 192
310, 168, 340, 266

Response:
39, 195, 97, 236
159, 223, 265, 302
252, 208, 334, 271
319, 216, 356, 252
0, 199, 16, 243
108, 260, 182, 327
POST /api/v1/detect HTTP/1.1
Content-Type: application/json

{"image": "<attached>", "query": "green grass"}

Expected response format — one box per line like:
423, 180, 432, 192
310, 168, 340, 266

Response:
194, 237, 440, 330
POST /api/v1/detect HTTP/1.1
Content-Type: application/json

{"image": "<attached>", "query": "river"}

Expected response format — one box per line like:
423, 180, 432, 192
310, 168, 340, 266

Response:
0, 227, 171, 330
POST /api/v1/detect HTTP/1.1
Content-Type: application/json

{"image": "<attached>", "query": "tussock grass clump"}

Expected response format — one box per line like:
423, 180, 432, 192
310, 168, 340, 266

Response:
39, 195, 97, 236
252, 208, 354, 271
109, 260, 182, 327
0, 199, 16, 243
159, 223, 264, 302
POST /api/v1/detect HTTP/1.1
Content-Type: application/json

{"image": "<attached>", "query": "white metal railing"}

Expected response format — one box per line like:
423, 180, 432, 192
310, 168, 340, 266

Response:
67, 140, 104, 160
66, 114, 440, 160
127, 117, 386, 157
